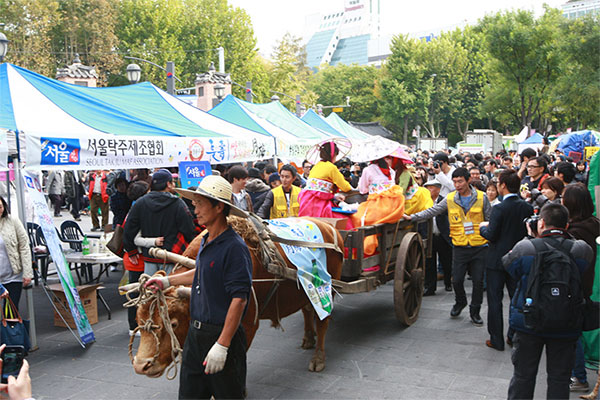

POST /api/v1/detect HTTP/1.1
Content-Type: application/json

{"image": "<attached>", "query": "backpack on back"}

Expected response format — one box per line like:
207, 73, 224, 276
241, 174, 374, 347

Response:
522, 238, 584, 333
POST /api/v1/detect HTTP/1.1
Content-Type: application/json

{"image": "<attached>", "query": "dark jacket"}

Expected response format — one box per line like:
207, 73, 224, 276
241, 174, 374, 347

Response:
502, 230, 593, 338
123, 191, 196, 260
568, 216, 599, 297
245, 178, 270, 210
110, 191, 132, 227
480, 195, 533, 270
63, 171, 85, 198
432, 195, 451, 245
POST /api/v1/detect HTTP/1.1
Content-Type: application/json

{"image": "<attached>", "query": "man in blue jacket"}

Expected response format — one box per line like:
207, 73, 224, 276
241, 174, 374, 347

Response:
480, 169, 533, 350
502, 203, 593, 400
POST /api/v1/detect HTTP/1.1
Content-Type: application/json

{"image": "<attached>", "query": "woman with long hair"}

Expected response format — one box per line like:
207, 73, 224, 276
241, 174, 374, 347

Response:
0, 197, 32, 311
561, 183, 599, 392
298, 141, 354, 228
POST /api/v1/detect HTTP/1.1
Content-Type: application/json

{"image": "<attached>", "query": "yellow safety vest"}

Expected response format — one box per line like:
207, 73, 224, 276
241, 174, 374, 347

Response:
270, 185, 300, 219
447, 190, 488, 247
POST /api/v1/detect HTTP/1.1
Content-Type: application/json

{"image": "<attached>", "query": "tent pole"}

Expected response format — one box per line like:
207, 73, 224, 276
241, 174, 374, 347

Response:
13, 131, 38, 350
272, 137, 277, 168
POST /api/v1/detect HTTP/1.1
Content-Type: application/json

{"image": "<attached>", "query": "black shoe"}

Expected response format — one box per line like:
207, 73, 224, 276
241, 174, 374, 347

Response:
486, 340, 504, 351
470, 313, 484, 326
445, 285, 452, 292
91, 227, 100, 232
423, 290, 436, 297
450, 303, 467, 317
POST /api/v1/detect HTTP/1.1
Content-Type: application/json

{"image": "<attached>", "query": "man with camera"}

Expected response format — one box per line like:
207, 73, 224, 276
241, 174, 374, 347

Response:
431, 152, 455, 197
502, 203, 593, 400
479, 170, 533, 351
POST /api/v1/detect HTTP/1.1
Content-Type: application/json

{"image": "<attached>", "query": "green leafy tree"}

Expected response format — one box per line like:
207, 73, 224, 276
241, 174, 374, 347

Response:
268, 33, 315, 111
308, 63, 379, 122
52, 0, 121, 86
0, 0, 60, 76
445, 26, 488, 138
378, 34, 430, 144
416, 36, 468, 138
481, 7, 563, 133
553, 13, 600, 130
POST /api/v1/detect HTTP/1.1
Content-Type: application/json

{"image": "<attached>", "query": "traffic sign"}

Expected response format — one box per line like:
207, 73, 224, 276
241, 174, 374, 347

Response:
332, 107, 343, 112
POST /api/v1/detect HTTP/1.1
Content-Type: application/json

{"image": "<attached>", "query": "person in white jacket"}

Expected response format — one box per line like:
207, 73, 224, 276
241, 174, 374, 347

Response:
0, 197, 32, 311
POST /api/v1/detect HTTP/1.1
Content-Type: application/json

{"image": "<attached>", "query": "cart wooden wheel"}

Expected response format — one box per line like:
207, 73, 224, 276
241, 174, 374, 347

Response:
393, 232, 425, 326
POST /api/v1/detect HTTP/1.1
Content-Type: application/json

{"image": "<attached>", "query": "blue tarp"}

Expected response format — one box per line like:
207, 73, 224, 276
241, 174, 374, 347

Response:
557, 130, 599, 155
521, 132, 544, 144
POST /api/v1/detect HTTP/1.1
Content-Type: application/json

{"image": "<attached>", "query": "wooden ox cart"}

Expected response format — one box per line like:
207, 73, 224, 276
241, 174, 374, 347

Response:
333, 218, 432, 326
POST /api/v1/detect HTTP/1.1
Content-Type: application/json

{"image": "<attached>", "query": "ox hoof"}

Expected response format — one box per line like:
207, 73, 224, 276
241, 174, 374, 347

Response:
308, 354, 325, 372
301, 334, 316, 350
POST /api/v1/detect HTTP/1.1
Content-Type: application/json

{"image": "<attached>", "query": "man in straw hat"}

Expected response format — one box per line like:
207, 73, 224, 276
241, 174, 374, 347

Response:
145, 175, 252, 399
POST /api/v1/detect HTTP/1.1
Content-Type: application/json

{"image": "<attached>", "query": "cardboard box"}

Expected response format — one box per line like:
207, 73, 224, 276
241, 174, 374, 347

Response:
48, 283, 100, 329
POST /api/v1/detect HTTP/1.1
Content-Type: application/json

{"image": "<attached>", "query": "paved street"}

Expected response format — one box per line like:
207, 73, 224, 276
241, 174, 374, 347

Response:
19, 212, 597, 399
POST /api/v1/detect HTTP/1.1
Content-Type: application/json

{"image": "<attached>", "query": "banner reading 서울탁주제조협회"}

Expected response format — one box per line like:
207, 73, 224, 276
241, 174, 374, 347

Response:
24, 132, 275, 170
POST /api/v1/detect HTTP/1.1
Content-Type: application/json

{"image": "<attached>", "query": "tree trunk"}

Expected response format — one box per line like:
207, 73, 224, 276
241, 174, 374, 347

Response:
403, 116, 408, 145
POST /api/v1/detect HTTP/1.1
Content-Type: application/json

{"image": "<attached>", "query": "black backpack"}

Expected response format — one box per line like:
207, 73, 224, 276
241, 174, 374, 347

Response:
522, 238, 584, 333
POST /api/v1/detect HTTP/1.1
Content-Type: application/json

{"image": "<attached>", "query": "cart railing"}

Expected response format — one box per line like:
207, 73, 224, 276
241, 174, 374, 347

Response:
338, 218, 433, 284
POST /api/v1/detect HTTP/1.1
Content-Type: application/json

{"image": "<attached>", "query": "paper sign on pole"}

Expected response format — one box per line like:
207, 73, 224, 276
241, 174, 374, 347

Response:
584, 146, 599, 161
23, 172, 94, 345
178, 161, 212, 189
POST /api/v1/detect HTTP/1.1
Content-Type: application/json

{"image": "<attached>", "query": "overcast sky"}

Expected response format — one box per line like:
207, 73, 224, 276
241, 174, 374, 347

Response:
228, 0, 565, 58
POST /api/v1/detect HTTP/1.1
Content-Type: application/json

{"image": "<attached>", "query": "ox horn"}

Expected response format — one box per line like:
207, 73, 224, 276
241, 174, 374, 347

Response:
119, 282, 140, 294
148, 247, 195, 269
176, 287, 192, 299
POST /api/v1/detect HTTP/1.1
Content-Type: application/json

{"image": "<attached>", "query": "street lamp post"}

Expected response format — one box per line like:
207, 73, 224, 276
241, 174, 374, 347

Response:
0, 32, 9, 63
126, 63, 142, 84
123, 56, 182, 95
214, 83, 225, 103
269, 91, 307, 117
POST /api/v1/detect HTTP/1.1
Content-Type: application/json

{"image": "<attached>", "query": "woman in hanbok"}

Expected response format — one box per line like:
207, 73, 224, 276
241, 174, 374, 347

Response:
351, 156, 407, 259
298, 140, 354, 228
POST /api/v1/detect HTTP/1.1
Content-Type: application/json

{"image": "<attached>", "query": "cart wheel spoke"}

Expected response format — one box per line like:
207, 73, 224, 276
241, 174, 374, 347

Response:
394, 232, 425, 326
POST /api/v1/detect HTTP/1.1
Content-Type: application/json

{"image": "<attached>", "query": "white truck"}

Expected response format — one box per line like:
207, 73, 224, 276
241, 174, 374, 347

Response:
463, 130, 504, 154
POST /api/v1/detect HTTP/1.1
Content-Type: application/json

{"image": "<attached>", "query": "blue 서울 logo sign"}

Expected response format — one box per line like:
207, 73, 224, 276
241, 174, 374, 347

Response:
40, 138, 80, 165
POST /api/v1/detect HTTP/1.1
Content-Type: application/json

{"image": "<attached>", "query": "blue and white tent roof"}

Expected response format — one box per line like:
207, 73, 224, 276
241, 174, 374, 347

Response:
0, 63, 274, 168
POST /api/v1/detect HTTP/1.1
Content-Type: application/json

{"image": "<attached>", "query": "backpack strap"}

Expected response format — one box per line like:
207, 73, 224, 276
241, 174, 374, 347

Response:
531, 238, 548, 254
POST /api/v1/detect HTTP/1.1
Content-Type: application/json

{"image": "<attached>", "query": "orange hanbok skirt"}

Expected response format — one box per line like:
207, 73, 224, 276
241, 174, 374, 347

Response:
351, 185, 406, 257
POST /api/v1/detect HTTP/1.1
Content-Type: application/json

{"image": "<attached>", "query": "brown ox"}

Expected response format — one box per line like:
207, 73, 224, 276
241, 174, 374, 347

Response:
127, 216, 343, 378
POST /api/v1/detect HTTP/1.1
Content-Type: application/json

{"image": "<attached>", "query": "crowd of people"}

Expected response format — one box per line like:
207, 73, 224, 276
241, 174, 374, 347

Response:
10, 141, 595, 399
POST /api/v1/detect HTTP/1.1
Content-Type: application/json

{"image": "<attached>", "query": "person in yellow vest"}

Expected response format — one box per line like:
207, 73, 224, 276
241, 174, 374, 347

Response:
404, 167, 492, 326
257, 164, 301, 219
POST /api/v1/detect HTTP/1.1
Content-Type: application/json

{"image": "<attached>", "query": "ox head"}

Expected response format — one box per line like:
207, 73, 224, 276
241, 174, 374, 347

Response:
124, 272, 192, 378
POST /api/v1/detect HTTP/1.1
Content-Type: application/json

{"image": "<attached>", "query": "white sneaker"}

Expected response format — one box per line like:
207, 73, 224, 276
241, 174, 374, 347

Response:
570, 377, 589, 392
128, 330, 141, 337
110, 266, 119, 272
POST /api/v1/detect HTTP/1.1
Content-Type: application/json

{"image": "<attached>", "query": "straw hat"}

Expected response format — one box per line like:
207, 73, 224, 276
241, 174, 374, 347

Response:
305, 138, 352, 165
174, 175, 247, 218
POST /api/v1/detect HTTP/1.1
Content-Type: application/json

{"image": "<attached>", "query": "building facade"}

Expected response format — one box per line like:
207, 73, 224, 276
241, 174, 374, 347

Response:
305, 0, 391, 69
561, 0, 600, 19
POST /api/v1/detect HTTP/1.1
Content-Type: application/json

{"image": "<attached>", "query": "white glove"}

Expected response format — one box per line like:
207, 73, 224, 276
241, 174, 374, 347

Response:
203, 342, 228, 374
144, 276, 170, 291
